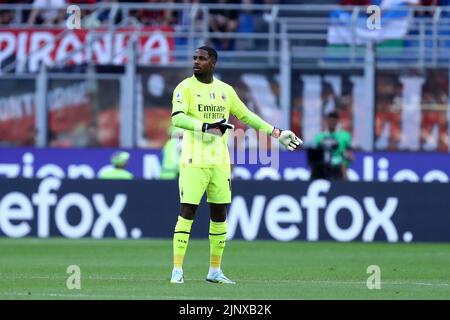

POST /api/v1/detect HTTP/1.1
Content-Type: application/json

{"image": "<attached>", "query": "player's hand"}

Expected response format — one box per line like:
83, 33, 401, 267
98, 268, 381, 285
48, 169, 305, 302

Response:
202, 119, 234, 136
274, 128, 303, 151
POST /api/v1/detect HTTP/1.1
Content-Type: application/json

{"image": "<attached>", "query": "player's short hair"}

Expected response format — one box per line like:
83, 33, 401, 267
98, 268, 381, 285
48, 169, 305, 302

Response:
197, 46, 218, 61
326, 110, 339, 119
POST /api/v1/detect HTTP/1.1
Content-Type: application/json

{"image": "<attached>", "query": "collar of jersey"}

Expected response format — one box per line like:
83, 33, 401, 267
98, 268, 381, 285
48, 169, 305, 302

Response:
192, 75, 215, 85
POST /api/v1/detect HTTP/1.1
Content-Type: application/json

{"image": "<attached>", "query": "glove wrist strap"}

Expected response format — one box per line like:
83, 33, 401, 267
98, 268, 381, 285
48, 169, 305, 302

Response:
271, 127, 282, 139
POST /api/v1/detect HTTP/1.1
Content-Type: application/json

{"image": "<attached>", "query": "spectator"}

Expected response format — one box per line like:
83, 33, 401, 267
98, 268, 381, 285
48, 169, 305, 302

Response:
0, 10, 13, 25
235, 0, 255, 50
128, 0, 176, 26
208, 0, 240, 51
416, 0, 438, 17
0, 0, 19, 25
27, 0, 66, 26
173, 0, 203, 48
1, 0, 33, 25
95, 0, 122, 26
98, 151, 134, 179
309, 111, 353, 181
174, 0, 202, 28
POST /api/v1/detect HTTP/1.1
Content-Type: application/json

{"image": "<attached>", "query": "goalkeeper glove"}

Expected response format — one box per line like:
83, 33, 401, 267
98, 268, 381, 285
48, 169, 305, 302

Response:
202, 119, 234, 136
272, 127, 303, 151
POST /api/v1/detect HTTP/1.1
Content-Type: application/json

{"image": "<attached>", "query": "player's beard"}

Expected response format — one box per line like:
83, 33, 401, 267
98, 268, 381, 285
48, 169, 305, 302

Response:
193, 68, 203, 77
194, 67, 213, 83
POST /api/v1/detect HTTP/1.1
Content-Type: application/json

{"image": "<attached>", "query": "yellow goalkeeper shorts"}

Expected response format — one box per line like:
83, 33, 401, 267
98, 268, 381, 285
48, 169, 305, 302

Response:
178, 165, 231, 205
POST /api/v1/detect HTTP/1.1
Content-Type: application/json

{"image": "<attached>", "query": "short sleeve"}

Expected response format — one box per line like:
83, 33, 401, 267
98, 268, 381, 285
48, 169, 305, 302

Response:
343, 131, 352, 148
314, 133, 323, 146
172, 83, 190, 115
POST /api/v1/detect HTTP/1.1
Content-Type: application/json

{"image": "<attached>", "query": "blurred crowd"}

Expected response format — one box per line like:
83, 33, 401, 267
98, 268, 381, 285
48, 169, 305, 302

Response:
0, 0, 283, 50
2, 0, 449, 49
341, 0, 450, 6
341, 0, 450, 19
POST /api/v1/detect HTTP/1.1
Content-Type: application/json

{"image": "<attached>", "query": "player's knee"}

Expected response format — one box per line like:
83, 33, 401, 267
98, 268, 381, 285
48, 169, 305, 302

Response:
180, 203, 197, 220
210, 203, 228, 222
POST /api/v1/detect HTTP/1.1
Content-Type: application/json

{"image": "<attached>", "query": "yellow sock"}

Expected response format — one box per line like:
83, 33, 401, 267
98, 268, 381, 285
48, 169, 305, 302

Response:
209, 220, 227, 270
173, 216, 193, 269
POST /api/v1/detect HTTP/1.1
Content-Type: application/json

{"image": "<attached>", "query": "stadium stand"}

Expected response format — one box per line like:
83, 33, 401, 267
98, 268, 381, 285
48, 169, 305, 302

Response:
0, 1, 449, 152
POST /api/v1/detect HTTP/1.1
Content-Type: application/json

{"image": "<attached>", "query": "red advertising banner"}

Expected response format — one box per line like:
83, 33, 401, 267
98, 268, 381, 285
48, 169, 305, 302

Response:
0, 26, 175, 73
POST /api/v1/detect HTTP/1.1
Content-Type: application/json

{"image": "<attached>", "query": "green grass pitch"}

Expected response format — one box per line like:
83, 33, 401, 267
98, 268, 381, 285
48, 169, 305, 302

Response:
0, 238, 449, 300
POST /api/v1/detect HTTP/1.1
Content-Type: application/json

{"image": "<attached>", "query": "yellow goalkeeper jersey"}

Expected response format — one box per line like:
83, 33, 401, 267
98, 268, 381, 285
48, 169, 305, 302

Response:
172, 75, 267, 168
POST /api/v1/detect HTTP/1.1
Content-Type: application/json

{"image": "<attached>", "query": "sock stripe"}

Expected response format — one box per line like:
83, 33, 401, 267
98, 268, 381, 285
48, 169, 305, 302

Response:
174, 231, 191, 234
209, 232, 227, 236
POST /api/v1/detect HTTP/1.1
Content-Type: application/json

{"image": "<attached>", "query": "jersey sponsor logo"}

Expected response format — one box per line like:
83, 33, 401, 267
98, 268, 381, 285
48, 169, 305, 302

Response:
204, 113, 226, 120
198, 104, 226, 120
198, 104, 226, 113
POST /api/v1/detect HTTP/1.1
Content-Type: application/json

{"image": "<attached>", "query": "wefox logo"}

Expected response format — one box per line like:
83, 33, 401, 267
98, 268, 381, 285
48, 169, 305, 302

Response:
227, 180, 406, 242
0, 177, 129, 238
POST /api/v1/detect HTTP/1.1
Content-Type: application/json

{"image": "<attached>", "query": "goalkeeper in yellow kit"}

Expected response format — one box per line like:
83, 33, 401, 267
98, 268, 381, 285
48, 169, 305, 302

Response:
170, 46, 302, 284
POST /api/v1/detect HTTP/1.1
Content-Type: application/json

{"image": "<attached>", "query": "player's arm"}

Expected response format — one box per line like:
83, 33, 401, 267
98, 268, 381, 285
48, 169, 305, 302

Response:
171, 85, 233, 136
314, 132, 323, 147
229, 88, 302, 151
171, 85, 203, 131
343, 131, 354, 163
